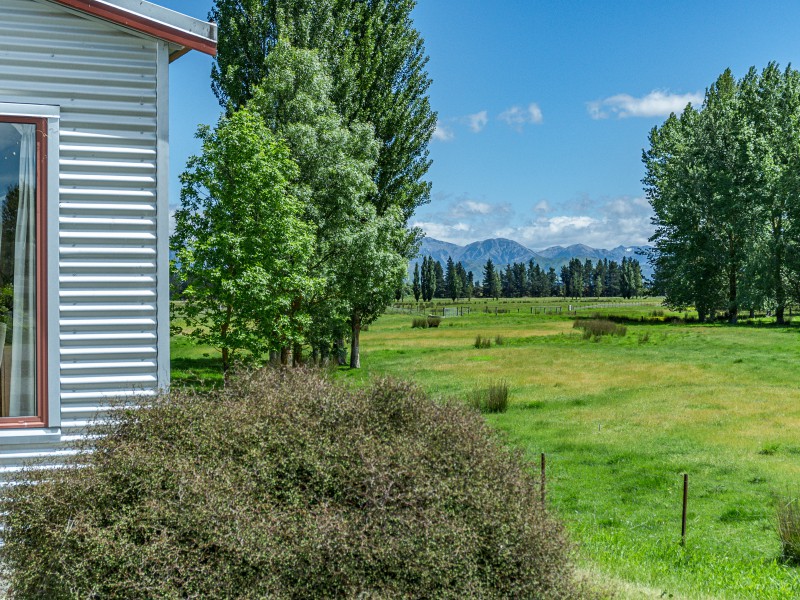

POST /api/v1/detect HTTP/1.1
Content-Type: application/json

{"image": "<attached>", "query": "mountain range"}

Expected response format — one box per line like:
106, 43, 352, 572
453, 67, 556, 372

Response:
410, 237, 653, 282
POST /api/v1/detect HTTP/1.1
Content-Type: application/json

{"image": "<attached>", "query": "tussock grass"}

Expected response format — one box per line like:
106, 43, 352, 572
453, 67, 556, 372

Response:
574, 318, 627, 340
411, 316, 441, 329
474, 334, 492, 349
469, 380, 510, 413
776, 494, 800, 564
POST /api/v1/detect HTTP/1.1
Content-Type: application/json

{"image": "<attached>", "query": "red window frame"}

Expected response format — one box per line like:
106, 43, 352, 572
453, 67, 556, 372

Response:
0, 116, 48, 429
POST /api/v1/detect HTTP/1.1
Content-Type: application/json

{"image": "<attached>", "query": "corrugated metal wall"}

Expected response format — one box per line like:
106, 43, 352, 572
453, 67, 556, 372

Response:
0, 0, 165, 480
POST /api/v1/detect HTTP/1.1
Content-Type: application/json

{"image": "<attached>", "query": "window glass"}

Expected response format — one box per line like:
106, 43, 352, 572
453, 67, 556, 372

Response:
0, 122, 37, 418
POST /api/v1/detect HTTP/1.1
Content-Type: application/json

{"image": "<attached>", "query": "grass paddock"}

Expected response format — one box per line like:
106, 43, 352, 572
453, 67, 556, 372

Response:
343, 300, 800, 599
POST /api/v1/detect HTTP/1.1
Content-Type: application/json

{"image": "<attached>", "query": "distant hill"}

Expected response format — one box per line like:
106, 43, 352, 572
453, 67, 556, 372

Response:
410, 237, 653, 282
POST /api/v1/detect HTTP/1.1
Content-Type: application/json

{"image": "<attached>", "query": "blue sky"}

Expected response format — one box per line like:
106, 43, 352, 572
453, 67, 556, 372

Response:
160, 1, 800, 249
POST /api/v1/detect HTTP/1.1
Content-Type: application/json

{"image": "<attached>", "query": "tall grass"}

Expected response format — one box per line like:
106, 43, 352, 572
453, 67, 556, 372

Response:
573, 318, 627, 340
469, 380, 510, 413
474, 334, 492, 349
776, 494, 800, 564
412, 316, 442, 329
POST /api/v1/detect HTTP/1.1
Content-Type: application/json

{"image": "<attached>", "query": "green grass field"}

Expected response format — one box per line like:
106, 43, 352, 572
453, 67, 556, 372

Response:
171, 298, 800, 598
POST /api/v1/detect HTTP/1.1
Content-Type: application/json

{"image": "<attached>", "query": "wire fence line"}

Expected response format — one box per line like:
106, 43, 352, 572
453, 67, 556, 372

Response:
390, 300, 661, 318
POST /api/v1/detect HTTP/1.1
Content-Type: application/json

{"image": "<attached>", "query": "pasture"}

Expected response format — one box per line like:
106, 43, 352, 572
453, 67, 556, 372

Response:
344, 300, 800, 599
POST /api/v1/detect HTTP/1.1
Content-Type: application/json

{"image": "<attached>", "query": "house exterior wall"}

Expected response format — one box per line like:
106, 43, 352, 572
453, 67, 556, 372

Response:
0, 0, 168, 481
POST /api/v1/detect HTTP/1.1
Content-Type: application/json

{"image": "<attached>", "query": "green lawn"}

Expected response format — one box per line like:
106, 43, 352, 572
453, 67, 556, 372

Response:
171, 299, 800, 598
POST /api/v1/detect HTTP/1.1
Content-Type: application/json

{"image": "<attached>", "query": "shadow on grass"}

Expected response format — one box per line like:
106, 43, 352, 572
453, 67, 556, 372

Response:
171, 356, 224, 390
582, 313, 800, 328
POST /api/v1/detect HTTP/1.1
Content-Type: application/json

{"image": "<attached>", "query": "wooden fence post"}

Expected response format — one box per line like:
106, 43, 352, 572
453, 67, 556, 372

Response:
681, 473, 688, 546
540, 453, 546, 505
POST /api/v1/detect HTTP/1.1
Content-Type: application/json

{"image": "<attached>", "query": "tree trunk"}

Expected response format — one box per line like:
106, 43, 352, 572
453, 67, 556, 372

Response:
292, 343, 303, 367
728, 264, 738, 324
350, 313, 361, 369
774, 217, 785, 325
336, 337, 347, 366
280, 346, 290, 366
222, 347, 230, 376
697, 302, 707, 323
269, 350, 279, 366
749, 308, 755, 319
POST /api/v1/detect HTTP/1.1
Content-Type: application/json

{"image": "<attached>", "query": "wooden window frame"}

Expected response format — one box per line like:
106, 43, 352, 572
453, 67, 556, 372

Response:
0, 116, 48, 429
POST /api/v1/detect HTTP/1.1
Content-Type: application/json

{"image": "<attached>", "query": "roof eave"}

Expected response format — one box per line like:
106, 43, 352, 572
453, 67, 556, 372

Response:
46, 0, 217, 58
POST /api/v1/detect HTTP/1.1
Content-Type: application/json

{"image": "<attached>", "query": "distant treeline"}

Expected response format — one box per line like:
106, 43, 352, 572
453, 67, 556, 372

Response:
410, 256, 646, 301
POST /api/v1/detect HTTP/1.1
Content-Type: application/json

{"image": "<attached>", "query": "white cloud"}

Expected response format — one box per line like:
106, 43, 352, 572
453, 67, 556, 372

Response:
533, 200, 551, 214
588, 90, 702, 120
450, 199, 494, 216
412, 220, 474, 245
465, 110, 489, 133
432, 122, 454, 141
499, 103, 544, 131
414, 195, 655, 249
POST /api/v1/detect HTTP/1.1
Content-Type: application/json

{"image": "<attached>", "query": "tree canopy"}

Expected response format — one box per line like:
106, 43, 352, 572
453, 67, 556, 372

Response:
644, 63, 800, 323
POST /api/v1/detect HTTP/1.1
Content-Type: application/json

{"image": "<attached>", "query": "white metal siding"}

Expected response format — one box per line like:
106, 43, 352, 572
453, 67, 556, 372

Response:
0, 0, 165, 480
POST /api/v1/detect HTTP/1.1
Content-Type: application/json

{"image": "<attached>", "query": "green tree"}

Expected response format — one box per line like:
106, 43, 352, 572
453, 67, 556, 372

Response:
422, 255, 436, 301
248, 42, 384, 363
483, 259, 499, 300
644, 75, 759, 322
412, 262, 421, 302
171, 109, 316, 373
433, 260, 445, 299
741, 63, 800, 323
593, 261, 605, 298
210, 0, 436, 234
340, 207, 408, 368
445, 256, 463, 302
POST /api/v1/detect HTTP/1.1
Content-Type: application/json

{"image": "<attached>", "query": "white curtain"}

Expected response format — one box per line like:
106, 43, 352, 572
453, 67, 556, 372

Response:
9, 124, 36, 417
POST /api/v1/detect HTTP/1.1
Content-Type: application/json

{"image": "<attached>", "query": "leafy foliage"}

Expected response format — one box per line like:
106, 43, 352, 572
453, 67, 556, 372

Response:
644, 63, 800, 323
171, 110, 317, 370
210, 0, 436, 223
1, 369, 579, 599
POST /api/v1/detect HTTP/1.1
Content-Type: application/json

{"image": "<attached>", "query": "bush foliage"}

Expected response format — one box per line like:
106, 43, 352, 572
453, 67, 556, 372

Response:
1, 369, 578, 599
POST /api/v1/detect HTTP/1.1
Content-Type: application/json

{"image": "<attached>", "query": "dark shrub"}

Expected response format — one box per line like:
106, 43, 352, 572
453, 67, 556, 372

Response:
0, 369, 578, 599
426, 316, 441, 328
494, 335, 506, 346
474, 334, 491, 349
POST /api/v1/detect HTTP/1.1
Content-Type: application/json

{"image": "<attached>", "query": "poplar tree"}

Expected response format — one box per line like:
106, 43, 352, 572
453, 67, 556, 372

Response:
483, 259, 499, 300
412, 262, 421, 302
210, 0, 436, 225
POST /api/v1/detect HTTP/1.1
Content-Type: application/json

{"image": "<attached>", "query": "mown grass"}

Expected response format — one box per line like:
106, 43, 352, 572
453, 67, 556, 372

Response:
339, 301, 800, 599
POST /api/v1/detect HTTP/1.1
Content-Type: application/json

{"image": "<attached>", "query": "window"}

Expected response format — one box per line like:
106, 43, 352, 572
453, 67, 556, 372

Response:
0, 117, 47, 427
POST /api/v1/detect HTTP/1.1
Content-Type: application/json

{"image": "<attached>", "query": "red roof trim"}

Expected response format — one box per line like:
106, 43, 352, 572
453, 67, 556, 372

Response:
48, 0, 217, 57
